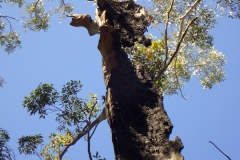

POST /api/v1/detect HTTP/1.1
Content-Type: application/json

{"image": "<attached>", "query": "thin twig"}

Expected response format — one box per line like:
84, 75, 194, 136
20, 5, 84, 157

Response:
209, 141, 231, 160
33, 0, 41, 11
163, 0, 174, 67
0, 16, 15, 32
35, 151, 43, 160
174, 56, 188, 100
90, 123, 99, 138
154, 17, 197, 81
157, 25, 164, 37
87, 132, 93, 160
61, 0, 66, 5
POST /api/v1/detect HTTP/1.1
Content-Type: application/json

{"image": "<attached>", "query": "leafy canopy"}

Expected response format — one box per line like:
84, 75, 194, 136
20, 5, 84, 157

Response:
0, 0, 235, 159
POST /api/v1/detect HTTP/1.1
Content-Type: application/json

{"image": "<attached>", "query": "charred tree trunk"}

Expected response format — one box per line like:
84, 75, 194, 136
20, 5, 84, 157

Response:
68, 0, 184, 159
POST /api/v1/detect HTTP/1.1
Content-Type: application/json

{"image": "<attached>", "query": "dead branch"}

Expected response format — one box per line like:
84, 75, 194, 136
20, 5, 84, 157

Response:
209, 141, 231, 160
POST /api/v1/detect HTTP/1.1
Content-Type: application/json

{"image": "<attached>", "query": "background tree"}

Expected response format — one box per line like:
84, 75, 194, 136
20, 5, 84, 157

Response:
0, 0, 240, 159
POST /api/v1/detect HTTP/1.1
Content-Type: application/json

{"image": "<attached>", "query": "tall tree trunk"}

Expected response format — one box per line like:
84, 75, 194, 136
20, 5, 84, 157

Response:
68, 0, 184, 159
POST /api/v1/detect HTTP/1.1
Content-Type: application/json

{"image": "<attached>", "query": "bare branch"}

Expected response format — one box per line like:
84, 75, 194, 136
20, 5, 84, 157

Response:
33, 0, 41, 11
59, 107, 106, 160
163, 0, 174, 67
154, 17, 197, 81
87, 132, 93, 160
90, 123, 99, 138
209, 141, 231, 160
180, 0, 202, 20
178, 0, 202, 40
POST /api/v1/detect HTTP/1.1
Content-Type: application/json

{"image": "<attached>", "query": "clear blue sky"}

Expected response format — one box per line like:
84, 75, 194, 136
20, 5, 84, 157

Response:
1, 1, 240, 160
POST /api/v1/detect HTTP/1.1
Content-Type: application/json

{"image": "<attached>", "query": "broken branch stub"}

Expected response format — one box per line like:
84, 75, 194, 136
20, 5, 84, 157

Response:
68, 0, 153, 47
66, 14, 99, 36
97, 0, 152, 47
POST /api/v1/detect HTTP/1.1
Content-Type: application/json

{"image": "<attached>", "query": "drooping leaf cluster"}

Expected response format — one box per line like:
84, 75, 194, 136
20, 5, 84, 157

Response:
0, 19, 21, 54
22, 80, 102, 159
23, 80, 100, 132
18, 134, 43, 155
1, 0, 74, 53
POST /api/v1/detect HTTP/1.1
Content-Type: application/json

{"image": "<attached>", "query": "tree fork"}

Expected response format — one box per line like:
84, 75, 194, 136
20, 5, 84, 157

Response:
68, 0, 184, 159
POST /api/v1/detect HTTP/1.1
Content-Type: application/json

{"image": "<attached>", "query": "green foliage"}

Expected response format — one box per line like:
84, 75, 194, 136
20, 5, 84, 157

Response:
216, 0, 240, 18
0, 128, 10, 148
131, 36, 226, 95
130, 39, 165, 78
41, 131, 74, 159
23, 83, 59, 118
126, 0, 226, 95
0, 19, 21, 54
22, 80, 102, 159
0, 128, 15, 160
1, 0, 74, 53
23, 80, 101, 132
23, 3, 50, 31
4, 0, 24, 7
18, 134, 43, 155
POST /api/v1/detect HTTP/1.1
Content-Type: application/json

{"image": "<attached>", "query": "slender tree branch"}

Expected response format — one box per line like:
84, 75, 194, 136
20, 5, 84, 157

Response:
59, 107, 106, 160
0, 15, 20, 22
178, 0, 202, 40
90, 123, 99, 138
163, 0, 174, 67
180, 0, 202, 20
60, 0, 66, 5
35, 150, 43, 160
33, 0, 41, 11
209, 141, 231, 160
87, 132, 93, 160
0, 16, 14, 32
157, 25, 164, 37
154, 17, 197, 81
88, 98, 98, 121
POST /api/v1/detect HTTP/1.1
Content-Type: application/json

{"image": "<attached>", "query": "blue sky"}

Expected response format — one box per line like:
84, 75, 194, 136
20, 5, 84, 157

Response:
1, 1, 240, 160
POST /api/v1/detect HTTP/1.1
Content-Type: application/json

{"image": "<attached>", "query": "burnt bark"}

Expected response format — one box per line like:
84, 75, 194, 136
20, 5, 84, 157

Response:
68, 0, 184, 159
104, 49, 184, 160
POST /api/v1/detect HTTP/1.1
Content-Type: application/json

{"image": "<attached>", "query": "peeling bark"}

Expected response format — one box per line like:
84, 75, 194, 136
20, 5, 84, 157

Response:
68, 0, 184, 159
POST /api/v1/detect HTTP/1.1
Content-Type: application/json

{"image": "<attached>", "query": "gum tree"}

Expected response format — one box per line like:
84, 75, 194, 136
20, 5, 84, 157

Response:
0, 0, 232, 159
